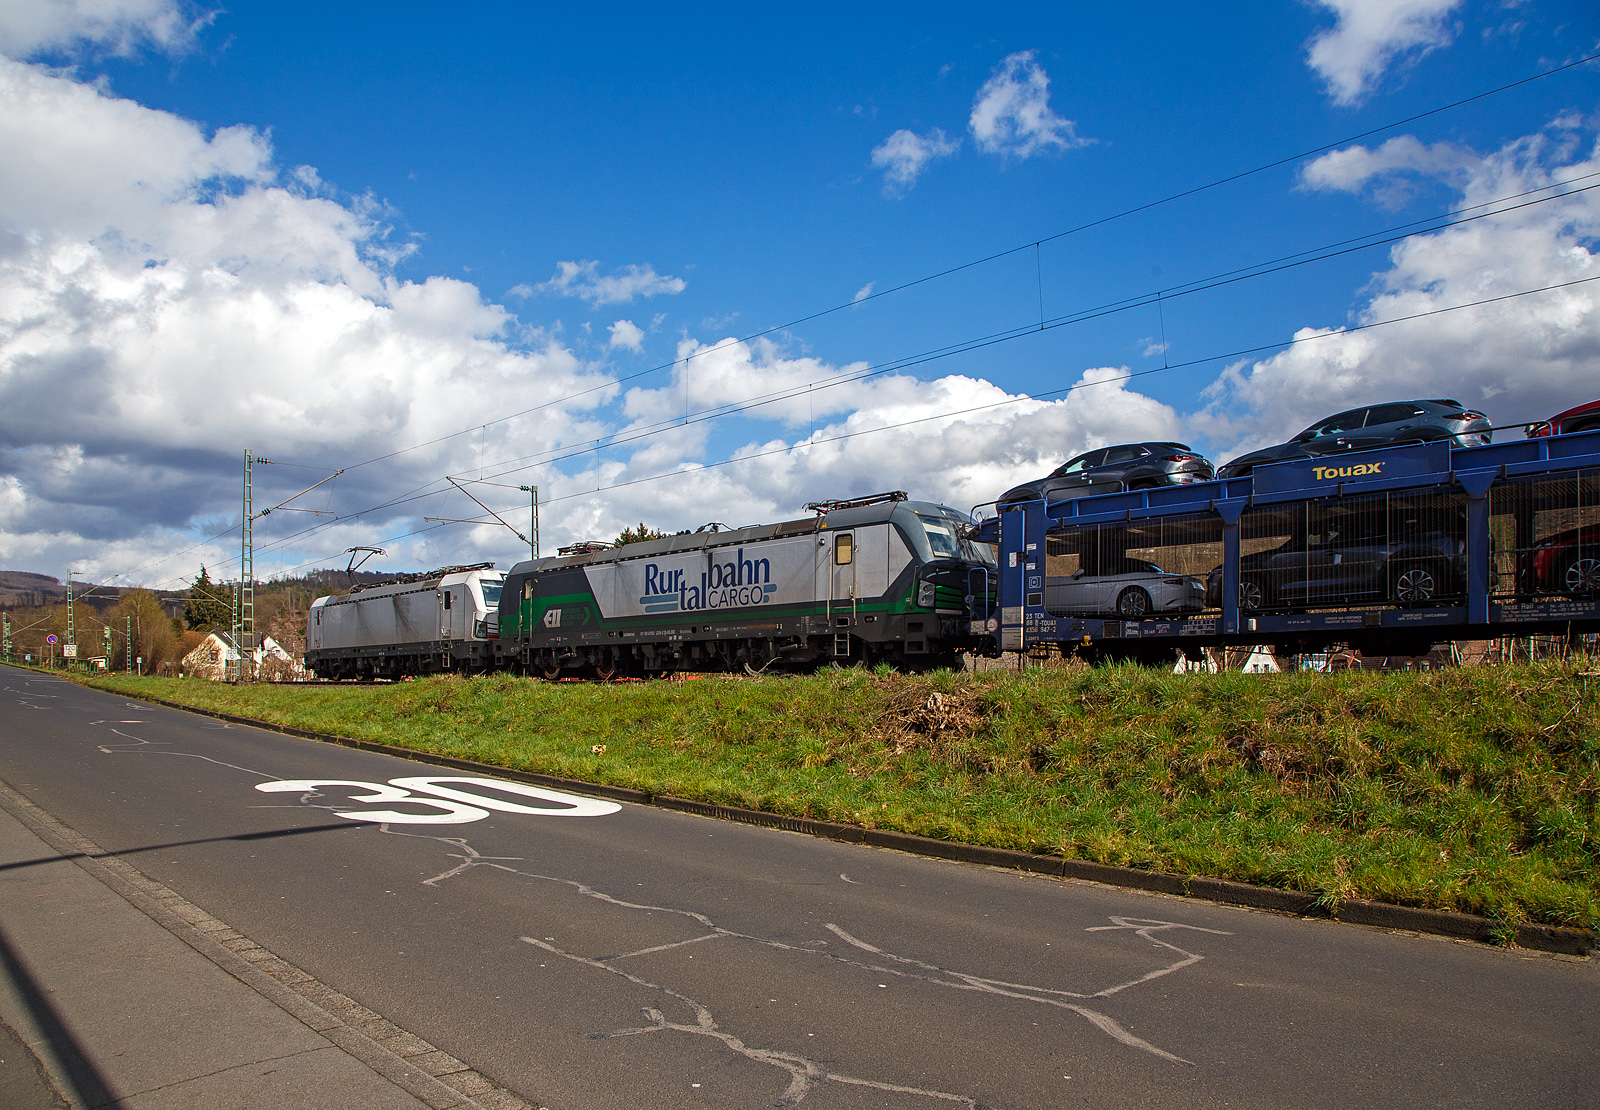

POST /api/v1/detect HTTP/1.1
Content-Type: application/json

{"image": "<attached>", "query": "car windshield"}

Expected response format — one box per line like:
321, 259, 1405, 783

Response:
479, 582, 503, 607
1055, 454, 1093, 475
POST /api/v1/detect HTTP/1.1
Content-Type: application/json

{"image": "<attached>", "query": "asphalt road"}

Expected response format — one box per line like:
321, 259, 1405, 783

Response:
0, 665, 1593, 1110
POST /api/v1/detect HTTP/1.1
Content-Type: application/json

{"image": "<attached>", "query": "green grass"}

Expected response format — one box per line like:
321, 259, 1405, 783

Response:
80, 662, 1600, 933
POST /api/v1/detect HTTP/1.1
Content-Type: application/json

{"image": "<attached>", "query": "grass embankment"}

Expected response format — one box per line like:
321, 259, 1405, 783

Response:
85, 664, 1599, 933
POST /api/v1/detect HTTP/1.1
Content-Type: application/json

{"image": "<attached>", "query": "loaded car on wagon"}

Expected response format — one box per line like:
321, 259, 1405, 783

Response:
1216, 400, 1492, 479
996, 442, 1213, 507
1206, 496, 1466, 611
1525, 398, 1600, 438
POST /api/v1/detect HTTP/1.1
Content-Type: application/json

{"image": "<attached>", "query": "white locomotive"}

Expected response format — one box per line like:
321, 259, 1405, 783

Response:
304, 563, 504, 680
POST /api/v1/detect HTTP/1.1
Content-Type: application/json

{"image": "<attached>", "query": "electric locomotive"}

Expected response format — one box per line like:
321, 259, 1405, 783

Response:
493, 492, 998, 676
305, 563, 504, 679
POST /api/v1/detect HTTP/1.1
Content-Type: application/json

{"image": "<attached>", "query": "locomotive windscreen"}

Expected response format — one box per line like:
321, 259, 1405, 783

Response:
918, 514, 995, 564
480, 582, 503, 606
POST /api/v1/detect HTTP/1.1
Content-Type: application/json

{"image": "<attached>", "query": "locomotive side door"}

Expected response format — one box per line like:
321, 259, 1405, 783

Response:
832, 531, 856, 603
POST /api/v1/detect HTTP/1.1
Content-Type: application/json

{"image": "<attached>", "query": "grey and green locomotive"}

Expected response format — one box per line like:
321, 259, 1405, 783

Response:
493, 492, 997, 676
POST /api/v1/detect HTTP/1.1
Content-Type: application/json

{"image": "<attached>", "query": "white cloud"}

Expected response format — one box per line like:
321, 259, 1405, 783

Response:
0, 55, 616, 584
554, 338, 1184, 537
0, 0, 206, 60
870, 127, 959, 195
853, 282, 874, 303
969, 50, 1090, 159
1305, 0, 1463, 106
1298, 134, 1479, 206
532, 259, 686, 307
607, 318, 644, 351
1198, 122, 1600, 461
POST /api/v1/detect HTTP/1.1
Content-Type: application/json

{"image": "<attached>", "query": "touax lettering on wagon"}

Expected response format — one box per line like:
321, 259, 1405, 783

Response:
640, 548, 776, 613
1311, 461, 1385, 481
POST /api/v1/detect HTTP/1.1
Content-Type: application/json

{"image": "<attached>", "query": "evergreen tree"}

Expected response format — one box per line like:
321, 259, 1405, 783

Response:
184, 566, 233, 631
614, 522, 666, 546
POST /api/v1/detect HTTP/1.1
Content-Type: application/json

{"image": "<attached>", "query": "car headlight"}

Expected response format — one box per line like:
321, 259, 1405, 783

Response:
917, 581, 936, 608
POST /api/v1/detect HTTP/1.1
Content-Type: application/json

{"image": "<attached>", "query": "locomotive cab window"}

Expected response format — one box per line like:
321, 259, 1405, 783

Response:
918, 515, 961, 559
834, 533, 853, 565
443, 591, 452, 609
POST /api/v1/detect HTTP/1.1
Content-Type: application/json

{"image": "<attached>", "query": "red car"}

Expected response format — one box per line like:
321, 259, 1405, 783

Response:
1526, 398, 1600, 438
1520, 524, 1600, 596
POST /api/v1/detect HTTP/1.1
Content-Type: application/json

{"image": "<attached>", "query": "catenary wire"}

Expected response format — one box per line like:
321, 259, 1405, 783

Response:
186, 173, 1600, 580
238, 169, 1600, 565
98, 53, 1600, 584
353, 275, 1600, 536
328, 51, 1600, 477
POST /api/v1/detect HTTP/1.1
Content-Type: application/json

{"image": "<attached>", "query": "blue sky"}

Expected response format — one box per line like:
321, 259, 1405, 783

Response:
1, 1, 1598, 587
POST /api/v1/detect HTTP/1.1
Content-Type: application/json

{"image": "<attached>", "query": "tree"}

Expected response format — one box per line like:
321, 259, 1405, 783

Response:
184, 567, 233, 631
114, 589, 182, 672
614, 522, 666, 546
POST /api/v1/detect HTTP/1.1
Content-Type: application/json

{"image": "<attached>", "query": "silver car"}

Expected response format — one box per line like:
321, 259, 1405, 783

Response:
1045, 559, 1206, 618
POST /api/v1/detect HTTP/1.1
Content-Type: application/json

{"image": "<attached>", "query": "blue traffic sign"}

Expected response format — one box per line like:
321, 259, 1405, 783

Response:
45, 634, 58, 644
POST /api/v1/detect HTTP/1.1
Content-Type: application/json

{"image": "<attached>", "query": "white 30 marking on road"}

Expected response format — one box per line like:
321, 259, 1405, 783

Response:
254, 776, 622, 824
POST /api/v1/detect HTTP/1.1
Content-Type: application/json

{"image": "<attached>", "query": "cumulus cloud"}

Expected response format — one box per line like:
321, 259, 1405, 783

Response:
1298, 134, 1479, 206
969, 50, 1090, 159
1197, 122, 1600, 461
0, 0, 207, 59
528, 259, 686, 307
870, 127, 959, 195
539, 338, 1184, 541
607, 318, 644, 351
0, 54, 616, 584
1305, 0, 1463, 106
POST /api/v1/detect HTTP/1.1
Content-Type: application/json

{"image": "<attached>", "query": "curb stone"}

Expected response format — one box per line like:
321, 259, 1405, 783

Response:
100, 684, 1594, 958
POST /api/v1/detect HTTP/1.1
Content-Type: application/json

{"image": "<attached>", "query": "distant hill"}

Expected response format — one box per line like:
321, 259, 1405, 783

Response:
0, 571, 64, 608
0, 566, 432, 613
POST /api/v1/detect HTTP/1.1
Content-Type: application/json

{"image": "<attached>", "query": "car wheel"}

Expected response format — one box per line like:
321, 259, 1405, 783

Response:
1116, 587, 1152, 618
1238, 579, 1265, 610
1391, 563, 1441, 605
1564, 555, 1600, 595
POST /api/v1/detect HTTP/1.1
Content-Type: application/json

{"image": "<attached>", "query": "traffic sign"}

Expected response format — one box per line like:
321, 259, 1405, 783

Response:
45, 634, 58, 644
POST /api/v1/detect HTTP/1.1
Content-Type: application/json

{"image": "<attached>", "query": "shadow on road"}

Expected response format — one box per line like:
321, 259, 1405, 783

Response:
0, 924, 114, 1108
0, 822, 359, 875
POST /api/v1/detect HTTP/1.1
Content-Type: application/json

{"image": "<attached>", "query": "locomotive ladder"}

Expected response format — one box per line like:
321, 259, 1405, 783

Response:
830, 592, 856, 658
826, 553, 856, 658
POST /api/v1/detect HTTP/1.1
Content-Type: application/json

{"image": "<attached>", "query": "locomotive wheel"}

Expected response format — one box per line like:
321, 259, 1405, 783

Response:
1115, 587, 1152, 618
1563, 556, 1600, 595
541, 664, 563, 680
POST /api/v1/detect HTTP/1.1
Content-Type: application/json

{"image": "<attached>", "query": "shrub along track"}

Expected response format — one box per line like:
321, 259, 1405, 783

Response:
74, 661, 1600, 952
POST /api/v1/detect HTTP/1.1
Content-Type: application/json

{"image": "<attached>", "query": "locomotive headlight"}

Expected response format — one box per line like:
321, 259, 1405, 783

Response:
916, 580, 936, 608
